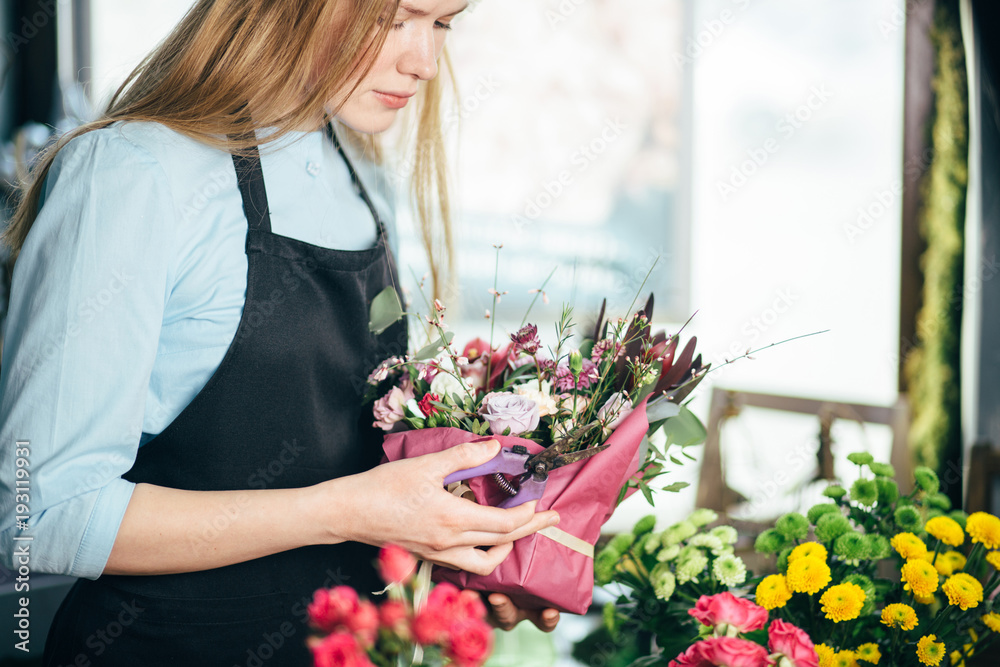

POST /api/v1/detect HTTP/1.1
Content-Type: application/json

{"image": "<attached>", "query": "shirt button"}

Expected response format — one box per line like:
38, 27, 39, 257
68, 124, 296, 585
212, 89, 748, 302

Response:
306, 161, 321, 176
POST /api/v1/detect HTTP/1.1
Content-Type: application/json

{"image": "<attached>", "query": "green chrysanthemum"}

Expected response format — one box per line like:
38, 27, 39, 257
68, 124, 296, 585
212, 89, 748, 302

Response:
755, 528, 791, 555
650, 562, 677, 601
776, 513, 810, 540
851, 479, 879, 506
815, 513, 852, 542
914, 466, 940, 494
602, 601, 619, 637
869, 462, 896, 477
848, 452, 875, 466
607, 532, 635, 556
949, 511, 968, 529
834, 531, 868, 560
843, 573, 877, 615
675, 551, 709, 584
876, 476, 900, 505
632, 514, 657, 536
710, 525, 739, 545
643, 531, 663, 554
688, 508, 718, 528
663, 520, 697, 547
713, 553, 748, 587
865, 534, 892, 560
926, 493, 952, 511
633, 533, 651, 556
656, 544, 681, 562
777, 546, 794, 574
808, 503, 840, 525
594, 550, 617, 585
896, 506, 924, 532
689, 533, 727, 555
823, 485, 848, 500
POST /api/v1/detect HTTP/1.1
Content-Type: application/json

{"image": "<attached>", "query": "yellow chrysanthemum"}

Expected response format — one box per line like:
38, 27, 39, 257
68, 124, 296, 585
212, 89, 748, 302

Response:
820, 582, 866, 622
832, 650, 859, 667
931, 550, 967, 576
816, 643, 836, 667
789, 541, 828, 563
925, 516, 965, 547
916, 634, 945, 666
966, 512, 1000, 549
986, 551, 1000, 571
901, 559, 940, 597
786, 555, 832, 595
756, 573, 792, 610
891, 532, 928, 560
881, 603, 919, 631
983, 612, 1000, 633
941, 572, 983, 610
949, 629, 978, 667
913, 591, 936, 605
855, 643, 881, 664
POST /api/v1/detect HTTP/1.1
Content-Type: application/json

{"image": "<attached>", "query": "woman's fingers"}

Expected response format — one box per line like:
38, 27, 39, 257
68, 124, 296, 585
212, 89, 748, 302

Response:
424, 542, 514, 576
485, 594, 560, 632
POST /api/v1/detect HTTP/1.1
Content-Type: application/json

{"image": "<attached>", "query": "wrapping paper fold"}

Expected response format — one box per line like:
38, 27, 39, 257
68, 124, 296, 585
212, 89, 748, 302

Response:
381, 397, 650, 614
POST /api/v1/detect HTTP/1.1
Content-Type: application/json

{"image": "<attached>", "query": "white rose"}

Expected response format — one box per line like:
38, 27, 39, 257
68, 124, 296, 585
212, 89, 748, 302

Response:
514, 380, 558, 417
430, 372, 469, 404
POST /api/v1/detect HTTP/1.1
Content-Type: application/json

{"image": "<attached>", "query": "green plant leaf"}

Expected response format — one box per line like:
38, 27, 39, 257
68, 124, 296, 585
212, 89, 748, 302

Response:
662, 482, 690, 493
414, 332, 455, 360
368, 287, 404, 335
661, 406, 707, 449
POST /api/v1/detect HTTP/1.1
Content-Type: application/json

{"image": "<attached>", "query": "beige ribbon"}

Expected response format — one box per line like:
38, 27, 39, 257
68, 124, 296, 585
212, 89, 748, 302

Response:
447, 483, 593, 558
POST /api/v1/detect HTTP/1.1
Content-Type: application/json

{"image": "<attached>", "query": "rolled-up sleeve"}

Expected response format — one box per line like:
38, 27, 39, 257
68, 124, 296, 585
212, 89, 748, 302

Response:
0, 127, 176, 579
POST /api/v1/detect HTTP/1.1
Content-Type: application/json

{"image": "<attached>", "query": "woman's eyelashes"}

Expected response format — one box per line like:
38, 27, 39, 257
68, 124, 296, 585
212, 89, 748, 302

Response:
379, 17, 454, 31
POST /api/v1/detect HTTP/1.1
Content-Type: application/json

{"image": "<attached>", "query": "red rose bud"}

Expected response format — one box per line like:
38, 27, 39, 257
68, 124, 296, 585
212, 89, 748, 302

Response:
308, 586, 360, 633
445, 618, 495, 667
418, 393, 441, 417
310, 632, 375, 667
377, 544, 417, 585
345, 600, 379, 647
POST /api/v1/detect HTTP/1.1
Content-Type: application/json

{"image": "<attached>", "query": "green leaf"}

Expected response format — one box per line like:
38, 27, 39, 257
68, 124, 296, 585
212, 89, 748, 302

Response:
661, 406, 707, 449
669, 455, 683, 466
640, 482, 655, 505
414, 332, 455, 360
662, 482, 690, 493
368, 287, 404, 335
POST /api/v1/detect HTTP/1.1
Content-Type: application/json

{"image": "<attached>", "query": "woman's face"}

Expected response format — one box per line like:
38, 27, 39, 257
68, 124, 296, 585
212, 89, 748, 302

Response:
330, 0, 468, 134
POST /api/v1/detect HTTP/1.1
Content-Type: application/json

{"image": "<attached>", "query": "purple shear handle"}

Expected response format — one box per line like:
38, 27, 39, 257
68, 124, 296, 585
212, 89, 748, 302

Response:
443, 447, 547, 509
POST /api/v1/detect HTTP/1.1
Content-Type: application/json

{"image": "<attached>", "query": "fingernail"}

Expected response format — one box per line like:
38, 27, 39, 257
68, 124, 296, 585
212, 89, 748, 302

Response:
547, 514, 560, 527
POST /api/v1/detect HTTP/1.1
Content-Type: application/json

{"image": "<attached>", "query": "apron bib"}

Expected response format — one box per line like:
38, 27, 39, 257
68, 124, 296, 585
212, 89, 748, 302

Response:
43, 124, 407, 666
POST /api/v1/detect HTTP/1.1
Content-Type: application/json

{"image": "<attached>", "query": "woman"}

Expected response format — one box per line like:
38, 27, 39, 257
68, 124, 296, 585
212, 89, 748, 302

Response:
0, 1, 560, 664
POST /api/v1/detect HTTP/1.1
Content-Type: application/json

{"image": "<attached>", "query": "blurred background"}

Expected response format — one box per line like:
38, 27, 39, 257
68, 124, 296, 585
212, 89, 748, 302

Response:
0, 0, 998, 664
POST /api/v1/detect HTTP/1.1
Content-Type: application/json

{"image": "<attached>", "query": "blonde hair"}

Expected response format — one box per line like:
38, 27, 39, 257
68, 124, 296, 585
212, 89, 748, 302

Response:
3, 0, 454, 297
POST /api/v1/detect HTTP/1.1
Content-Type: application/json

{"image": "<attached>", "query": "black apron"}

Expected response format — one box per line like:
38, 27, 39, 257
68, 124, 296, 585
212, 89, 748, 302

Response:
43, 123, 408, 667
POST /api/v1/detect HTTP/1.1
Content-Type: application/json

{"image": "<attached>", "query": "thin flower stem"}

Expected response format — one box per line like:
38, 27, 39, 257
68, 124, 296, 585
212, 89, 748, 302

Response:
521, 267, 557, 327
486, 247, 501, 385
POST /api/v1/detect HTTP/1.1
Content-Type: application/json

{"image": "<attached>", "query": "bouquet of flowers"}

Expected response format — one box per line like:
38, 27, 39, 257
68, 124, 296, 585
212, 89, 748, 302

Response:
366, 284, 709, 613
308, 544, 494, 667
747, 453, 1000, 666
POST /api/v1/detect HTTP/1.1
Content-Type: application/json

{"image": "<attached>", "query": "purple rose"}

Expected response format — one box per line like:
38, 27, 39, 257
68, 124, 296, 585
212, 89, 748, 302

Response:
373, 378, 415, 431
478, 392, 540, 436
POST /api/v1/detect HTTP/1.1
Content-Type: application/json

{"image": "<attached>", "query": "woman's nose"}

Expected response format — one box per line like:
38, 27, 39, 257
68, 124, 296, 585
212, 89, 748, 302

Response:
398, 28, 439, 81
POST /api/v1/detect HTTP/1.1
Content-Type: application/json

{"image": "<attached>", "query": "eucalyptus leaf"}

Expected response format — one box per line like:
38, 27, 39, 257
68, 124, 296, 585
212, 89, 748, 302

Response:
368, 286, 404, 335
661, 406, 707, 449
645, 398, 682, 422
662, 481, 690, 493
414, 332, 455, 360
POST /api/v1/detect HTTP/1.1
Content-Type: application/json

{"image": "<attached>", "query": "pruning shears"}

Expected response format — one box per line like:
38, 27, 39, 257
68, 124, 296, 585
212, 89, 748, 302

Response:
443, 428, 608, 509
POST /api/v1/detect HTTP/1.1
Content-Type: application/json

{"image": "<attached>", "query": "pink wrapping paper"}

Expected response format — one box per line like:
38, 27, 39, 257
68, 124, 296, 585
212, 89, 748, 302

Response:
381, 397, 650, 615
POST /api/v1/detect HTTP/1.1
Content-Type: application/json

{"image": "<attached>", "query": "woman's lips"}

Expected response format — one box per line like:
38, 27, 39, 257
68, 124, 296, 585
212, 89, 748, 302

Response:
373, 91, 414, 109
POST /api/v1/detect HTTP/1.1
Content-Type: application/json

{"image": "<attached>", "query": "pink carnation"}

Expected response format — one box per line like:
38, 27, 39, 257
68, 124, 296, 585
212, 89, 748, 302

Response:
767, 619, 818, 667
688, 592, 769, 634
554, 359, 599, 391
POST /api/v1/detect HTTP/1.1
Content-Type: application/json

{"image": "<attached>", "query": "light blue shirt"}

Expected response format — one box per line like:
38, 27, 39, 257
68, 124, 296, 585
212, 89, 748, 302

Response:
0, 120, 396, 579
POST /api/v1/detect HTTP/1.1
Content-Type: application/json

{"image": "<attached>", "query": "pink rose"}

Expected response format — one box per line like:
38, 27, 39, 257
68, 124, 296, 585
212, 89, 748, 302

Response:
372, 378, 415, 431
345, 601, 379, 647
457, 589, 487, 621
379, 600, 411, 637
377, 544, 417, 585
669, 642, 714, 667
310, 632, 374, 667
689, 592, 769, 635
700, 637, 775, 667
445, 618, 495, 667
767, 619, 818, 667
308, 586, 360, 634
413, 583, 462, 645
478, 392, 540, 436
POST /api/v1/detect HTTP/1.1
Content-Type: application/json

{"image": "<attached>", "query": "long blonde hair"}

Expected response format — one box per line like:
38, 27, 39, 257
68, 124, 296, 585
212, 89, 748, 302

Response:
3, 0, 454, 297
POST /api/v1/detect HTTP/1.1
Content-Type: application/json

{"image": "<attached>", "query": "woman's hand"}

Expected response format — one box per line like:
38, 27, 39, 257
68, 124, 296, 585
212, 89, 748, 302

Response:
485, 593, 560, 633
322, 439, 560, 576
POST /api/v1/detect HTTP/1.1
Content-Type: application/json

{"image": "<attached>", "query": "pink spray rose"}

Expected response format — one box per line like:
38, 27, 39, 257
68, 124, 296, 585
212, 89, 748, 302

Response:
767, 619, 819, 667
308, 586, 360, 634
700, 637, 776, 667
669, 641, 714, 667
689, 592, 769, 635
345, 601, 379, 647
372, 378, 415, 431
310, 632, 374, 667
377, 544, 418, 585
478, 392, 540, 436
445, 617, 495, 667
